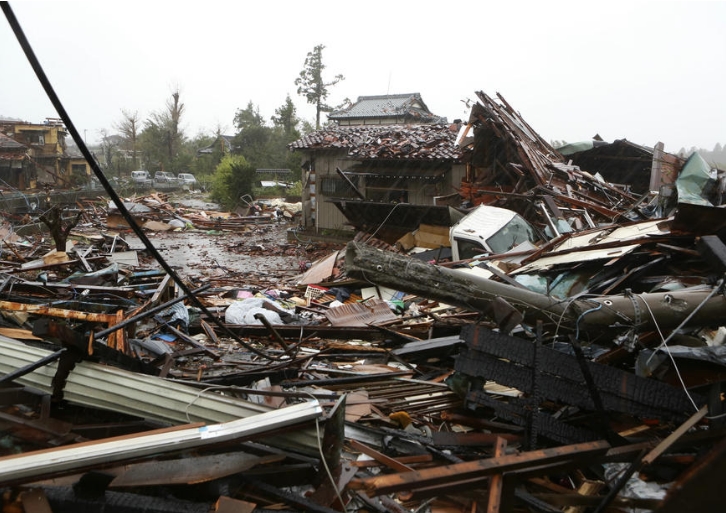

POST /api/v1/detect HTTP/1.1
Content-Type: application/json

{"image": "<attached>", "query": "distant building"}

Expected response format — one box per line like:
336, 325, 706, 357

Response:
328, 93, 446, 126
197, 135, 235, 156
0, 132, 30, 190
0, 117, 91, 189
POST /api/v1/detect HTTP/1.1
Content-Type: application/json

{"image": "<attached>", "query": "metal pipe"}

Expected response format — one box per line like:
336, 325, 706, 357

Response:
0, 347, 66, 384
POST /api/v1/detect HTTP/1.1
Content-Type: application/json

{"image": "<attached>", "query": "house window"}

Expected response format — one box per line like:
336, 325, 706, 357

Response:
320, 176, 358, 198
25, 133, 45, 146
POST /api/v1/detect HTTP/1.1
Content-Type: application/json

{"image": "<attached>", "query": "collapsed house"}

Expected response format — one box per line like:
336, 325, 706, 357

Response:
2, 87, 726, 513
289, 93, 466, 240
558, 137, 684, 196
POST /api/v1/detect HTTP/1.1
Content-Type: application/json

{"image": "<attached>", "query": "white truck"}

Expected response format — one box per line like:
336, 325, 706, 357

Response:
449, 204, 539, 261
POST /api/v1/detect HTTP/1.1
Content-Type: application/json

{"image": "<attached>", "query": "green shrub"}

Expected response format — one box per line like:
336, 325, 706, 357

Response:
210, 155, 256, 209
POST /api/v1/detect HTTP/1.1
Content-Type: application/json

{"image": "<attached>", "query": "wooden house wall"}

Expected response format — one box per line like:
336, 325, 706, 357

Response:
308, 151, 355, 233
302, 149, 465, 232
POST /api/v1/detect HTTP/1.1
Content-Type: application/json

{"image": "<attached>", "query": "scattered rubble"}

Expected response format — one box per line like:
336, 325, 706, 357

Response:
2, 90, 726, 513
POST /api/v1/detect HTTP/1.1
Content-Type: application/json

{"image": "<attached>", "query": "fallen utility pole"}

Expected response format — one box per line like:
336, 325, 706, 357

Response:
345, 242, 726, 337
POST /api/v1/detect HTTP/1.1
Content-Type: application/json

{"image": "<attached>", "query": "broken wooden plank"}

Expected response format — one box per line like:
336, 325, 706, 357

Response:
0, 300, 118, 324
20, 488, 53, 513
487, 437, 507, 513
213, 496, 256, 513
654, 436, 726, 513
431, 431, 522, 447
641, 405, 708, 466
563, 479, 605, 513
348, 439, 415, 473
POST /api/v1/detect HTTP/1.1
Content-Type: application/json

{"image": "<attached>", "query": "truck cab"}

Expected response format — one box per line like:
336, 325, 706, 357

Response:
450, 205, 539, 261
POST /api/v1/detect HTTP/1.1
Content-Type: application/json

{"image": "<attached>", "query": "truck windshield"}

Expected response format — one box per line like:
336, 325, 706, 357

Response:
485, 215, 537, 254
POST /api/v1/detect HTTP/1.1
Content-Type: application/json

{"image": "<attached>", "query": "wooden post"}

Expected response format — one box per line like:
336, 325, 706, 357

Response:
487, 437, 507, 513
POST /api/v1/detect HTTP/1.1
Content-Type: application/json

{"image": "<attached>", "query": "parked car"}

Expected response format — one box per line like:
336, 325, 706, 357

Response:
130, 170, 152, 185
177, 172, 197, 186
154, 171, 177, 184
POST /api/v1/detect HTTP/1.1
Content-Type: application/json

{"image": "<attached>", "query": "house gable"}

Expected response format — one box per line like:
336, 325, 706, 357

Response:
197, 135, 235, 156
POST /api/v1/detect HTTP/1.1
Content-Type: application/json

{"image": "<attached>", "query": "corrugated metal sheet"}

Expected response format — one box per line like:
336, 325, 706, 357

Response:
0, 400, 322, 485
0, 336, 320, 453
298, 251, 340, 286
512, 244, 641, 274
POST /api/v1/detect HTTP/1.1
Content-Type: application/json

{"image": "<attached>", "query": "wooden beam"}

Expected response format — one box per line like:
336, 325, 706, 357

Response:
348, 439, 415, 473
0, 300, 117, 324
353, 440, 610, 496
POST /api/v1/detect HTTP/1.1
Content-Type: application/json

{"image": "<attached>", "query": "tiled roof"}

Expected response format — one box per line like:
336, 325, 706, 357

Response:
0, 132, 27, 151
329, 93, 444, 123
289, 124, 463, 161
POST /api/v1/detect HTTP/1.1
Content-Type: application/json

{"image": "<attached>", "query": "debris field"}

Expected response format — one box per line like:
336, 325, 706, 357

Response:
2, 92, 726, 513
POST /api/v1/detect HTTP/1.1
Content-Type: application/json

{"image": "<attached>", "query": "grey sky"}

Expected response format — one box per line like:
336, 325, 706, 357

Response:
1, 1, 724, 153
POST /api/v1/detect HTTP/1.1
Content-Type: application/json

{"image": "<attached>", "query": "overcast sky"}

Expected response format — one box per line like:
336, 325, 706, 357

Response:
1, 1, 724, 153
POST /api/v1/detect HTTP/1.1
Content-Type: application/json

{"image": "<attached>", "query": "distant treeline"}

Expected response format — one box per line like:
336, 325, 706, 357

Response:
680, 144, 726, 169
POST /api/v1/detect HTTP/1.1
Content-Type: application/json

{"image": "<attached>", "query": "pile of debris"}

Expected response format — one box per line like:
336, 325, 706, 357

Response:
2, 91, 726, 513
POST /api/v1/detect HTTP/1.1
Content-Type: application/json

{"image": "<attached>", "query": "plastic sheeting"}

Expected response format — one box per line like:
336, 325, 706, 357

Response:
675, 152, 717, 206
603, 463, 668, 513
225, 298, 294, 325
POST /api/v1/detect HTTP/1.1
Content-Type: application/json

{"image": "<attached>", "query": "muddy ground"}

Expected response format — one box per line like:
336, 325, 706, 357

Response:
122, 196, 343, 288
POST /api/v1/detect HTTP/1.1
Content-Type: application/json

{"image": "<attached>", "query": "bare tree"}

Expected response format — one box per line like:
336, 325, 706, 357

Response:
114, 109, 140, 170
140, 87, 188, 172
40, 206, 83, 252
166, 89, 185, 160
